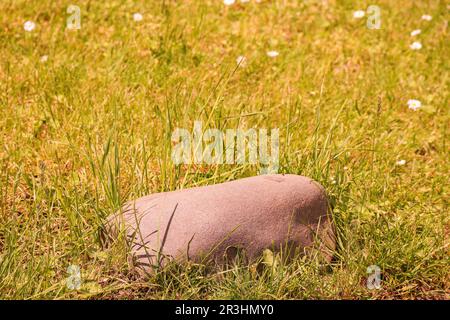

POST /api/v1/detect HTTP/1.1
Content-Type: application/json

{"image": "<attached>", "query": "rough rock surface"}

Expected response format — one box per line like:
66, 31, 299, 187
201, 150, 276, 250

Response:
106, 174, 335, 271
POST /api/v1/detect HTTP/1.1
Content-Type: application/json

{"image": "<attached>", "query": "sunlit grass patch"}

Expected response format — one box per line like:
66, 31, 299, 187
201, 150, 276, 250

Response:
0, 0, 448, 299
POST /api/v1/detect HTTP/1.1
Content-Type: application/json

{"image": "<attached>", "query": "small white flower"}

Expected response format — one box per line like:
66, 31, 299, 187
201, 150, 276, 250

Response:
236, 55, 247, 67
353, 10, 365, 19
407, 99, 422, 111
133, 13, 143, 22
409, 41, 422, 50
421, 14, 432, 21
40, 55, 48, 63
410, 29, 421, 37
330, 177, 336, 185
224, 0, 235, 5
266, 50, 279, 58
396, 159, 406, 166
23, 21, 36, 32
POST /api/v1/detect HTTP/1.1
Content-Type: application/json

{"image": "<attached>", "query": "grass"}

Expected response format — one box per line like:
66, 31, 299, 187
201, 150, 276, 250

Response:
0, 0, 448, 299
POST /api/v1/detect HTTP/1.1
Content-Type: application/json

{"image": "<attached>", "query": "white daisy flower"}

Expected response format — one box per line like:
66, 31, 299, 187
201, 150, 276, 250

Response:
224, 0, 235, 5
40, 55, 48, 63
409, 41, 422, 50
133, 13, 143, 22
396, 159, 406, 166
410, 29, 421, 37
266, 50, 279, 58
421, 14, 432, 21
407, 99, 422, 111
236, 55, 247, 67
353, 10, 365, 19
23, 21, 36, 32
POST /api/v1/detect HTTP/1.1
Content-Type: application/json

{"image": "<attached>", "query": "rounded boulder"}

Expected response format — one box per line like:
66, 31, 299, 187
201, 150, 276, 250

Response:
106, 174, 335, 272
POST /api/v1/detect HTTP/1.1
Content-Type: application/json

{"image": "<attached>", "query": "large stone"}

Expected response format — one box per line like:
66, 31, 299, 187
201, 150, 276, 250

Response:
106, 174, 335, 272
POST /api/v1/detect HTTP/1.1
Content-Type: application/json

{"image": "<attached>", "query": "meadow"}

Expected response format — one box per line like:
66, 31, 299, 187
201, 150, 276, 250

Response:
0, 0, 448, 299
